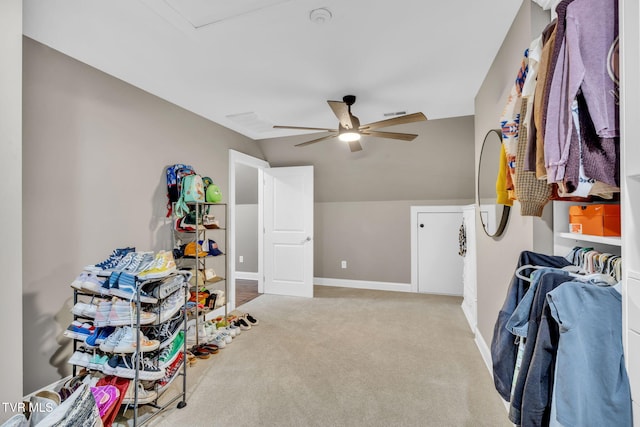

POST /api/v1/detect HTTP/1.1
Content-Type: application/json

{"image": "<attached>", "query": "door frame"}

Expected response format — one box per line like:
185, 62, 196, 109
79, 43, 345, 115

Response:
228, 150, 270, 308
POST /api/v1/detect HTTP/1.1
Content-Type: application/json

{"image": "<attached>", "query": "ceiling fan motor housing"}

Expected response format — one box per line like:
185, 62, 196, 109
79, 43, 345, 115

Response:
343, 95, 356, 106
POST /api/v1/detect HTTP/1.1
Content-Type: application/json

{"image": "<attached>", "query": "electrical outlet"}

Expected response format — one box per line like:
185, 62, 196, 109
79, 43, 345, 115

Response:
239, 255, 244, 263
341, 260, 347, 269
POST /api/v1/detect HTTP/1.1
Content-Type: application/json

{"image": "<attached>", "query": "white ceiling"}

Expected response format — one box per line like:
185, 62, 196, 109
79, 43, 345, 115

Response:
23, 0, 523, 142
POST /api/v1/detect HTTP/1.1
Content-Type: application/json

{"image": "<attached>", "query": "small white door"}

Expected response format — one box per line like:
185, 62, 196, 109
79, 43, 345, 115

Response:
417, 211, 464, 295
263, 166, 314, 298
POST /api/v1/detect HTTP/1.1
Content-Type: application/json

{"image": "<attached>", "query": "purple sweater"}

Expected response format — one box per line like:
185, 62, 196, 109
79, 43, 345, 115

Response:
544, 0, 619, 184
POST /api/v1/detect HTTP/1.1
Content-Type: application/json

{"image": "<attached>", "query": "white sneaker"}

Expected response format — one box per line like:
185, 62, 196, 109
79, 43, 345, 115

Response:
68, 348, 91, 367
99, 327, 126, 353
71, 302, 98, 318
113, 326, 160, 353
121, 380, 158, 405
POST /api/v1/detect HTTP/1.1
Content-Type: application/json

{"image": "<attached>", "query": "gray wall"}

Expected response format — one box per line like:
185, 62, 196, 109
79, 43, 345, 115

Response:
235, 163, 259, 273
315, 200, 470, 283
22, 37, 266, 393
258, 116, 476, 203
0, 0, 23, 419
235, 204, 259, 273
474, 2, 553, 347
260, 116, 476, 283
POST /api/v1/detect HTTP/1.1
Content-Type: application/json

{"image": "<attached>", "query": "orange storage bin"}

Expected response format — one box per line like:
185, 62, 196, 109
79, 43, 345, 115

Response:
569, 204, 621, 236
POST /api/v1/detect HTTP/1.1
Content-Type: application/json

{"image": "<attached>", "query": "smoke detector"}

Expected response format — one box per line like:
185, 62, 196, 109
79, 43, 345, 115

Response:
309, 8, 332, 24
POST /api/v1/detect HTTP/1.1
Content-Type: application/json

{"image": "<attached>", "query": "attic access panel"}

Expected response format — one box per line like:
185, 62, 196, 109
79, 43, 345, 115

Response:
165, 0, 292, 28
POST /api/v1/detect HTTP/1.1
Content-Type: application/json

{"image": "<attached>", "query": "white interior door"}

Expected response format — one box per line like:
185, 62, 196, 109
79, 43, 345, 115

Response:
417, 211, 464, 295
263, 166, 314, 298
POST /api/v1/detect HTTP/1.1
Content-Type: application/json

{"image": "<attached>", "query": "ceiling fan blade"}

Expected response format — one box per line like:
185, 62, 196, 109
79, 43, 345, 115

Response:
348, 140, 363, 152
361, 130, 418, 141
359, 112, 427, 131
327, 100, 354, 129
274, 125, 338, 132
294, 133, 338, 147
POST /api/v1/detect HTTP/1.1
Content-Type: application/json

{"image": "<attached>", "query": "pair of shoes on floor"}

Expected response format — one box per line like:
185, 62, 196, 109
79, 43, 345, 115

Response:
190, 344, 218, 359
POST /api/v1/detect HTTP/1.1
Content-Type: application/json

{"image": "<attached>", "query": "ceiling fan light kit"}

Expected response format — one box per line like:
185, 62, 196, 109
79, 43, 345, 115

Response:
338, 131, 361, 142
274, 95, 427, 153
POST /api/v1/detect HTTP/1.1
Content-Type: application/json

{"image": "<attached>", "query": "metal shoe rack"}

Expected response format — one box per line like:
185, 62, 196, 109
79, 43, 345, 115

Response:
67, 271, 190, 426
172, 202, 228, 345
130, 273, 189, 426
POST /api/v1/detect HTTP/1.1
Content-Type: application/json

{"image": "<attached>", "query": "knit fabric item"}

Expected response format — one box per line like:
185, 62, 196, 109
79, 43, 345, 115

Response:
515, 101, 552, 217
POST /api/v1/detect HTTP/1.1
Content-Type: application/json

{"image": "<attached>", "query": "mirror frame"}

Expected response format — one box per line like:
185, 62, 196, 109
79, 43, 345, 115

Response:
477, 128, 510, 238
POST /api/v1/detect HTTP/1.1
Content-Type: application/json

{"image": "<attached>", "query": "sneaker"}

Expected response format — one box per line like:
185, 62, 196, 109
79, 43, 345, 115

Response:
245, 314, 259, 326
68, 347, 92, 367
149, 274, 186, 300
158, 352, 184, 391
85, 247, 135, 272
87, 354, 110, 371
109, 273, 158, 303
121, 380, 158, 405
147, 312, 184, 349
108, 298, 157, 326
236, 318, 251, 331
113, 326, 160, 353
123, 251, 155, 275
152, 288, 186, 324
106, 354, 165, 381
64, 321, 95, 340
81, 274, 110, 295
85, 326, 115, 348
70, 272, 89, 290
94, 301, 113, 327
186, 320, 210, 345
71, 302, 99, 318
99, 327, 126, 353
207, 332, 226, 349
98, 251, 138, 276
138, 251, 176, 280
214, 329, 233, 344
137, 251, 177, 280
158, 331, 184, 368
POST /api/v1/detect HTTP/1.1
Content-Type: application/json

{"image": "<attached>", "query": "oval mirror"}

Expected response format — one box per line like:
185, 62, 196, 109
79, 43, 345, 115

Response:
477, 129, 510, 238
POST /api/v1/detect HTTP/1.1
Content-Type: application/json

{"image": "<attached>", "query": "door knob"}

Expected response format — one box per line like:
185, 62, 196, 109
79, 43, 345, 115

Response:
420, 224, 424, 228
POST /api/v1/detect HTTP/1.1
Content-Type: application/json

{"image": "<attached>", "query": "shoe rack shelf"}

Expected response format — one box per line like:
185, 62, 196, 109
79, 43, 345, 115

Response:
172, 202, 228, 345
67, 270, 190, 426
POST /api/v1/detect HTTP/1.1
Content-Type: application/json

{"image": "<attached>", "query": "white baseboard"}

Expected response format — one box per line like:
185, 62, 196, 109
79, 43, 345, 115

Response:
236, 271, 259, 281
460, 301, 476, 334
314, 277, 411, 292
475, 330, 493, 377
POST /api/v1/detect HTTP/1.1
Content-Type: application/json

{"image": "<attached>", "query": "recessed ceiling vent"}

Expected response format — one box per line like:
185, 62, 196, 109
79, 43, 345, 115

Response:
226, 112, 273, 133
166, 0, 293, 28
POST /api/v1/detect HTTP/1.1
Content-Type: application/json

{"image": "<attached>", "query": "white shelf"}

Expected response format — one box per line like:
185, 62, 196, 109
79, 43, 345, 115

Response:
557, 232, 622, 247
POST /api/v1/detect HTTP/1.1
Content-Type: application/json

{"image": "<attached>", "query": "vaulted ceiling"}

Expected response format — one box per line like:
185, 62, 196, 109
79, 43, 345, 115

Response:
23, 0, 524, 203
23, 0, 522, 142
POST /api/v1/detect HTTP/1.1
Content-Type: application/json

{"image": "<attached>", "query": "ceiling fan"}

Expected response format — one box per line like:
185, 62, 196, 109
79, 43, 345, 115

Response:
273, 95, 428, 152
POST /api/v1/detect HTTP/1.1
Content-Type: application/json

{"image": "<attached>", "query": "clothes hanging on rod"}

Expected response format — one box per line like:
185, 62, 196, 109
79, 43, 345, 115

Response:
547, 281, 631, 426
502, 0, 620, 207
492, 250, 629, 427
565, 246, 622, 281
491, 251, 571, 402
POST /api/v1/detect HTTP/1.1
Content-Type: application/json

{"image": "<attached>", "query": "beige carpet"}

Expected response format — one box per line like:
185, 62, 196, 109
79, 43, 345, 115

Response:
138, 286, 510, 427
